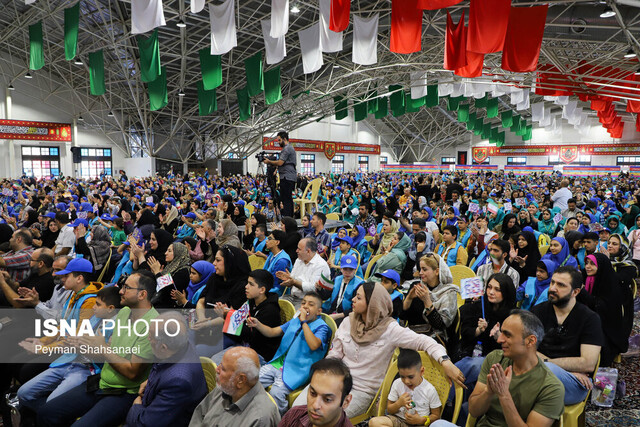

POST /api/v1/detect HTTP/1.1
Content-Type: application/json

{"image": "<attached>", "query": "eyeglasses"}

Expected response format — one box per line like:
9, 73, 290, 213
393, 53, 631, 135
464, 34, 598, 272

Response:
121, 283, 142, 292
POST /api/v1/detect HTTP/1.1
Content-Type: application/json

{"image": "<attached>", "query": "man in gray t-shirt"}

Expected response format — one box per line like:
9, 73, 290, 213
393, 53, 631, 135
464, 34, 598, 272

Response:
264, 131, 297, 217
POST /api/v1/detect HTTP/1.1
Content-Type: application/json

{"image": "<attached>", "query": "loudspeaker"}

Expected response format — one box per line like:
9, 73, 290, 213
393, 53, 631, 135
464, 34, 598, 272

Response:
70, 147, 81, 163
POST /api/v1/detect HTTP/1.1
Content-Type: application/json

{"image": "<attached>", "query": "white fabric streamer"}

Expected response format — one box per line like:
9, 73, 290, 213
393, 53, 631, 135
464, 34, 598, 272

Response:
352, 14, 378, 65
319, 0, 343, 52
271, 0, 289, 38
438, 83, 453, 97
261, 20, 287, 64
131, 0, 166, 35
209, 0, 237, 55
531, 102, 545, 123
299, 23, 323, 74
410, 71, 428, 99
191, 0, 205, 14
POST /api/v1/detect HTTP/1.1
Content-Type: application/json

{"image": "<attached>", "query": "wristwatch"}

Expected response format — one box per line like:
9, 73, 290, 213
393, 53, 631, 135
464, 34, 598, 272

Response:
440, 355, 450, 363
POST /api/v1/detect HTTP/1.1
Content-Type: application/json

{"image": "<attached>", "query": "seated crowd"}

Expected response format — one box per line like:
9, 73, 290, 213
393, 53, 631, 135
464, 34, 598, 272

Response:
0, 168, 637, 427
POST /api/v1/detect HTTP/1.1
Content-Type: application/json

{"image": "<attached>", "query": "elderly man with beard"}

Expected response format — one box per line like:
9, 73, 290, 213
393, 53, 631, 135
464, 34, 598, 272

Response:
0, 247, 55, 307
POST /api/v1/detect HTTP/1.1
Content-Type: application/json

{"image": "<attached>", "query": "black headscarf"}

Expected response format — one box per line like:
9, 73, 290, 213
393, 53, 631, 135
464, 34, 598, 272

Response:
203, 245, 251, 309
514, 231, 541, 282
564, 230, 584, 257
500, 213, 521, 241
281, 216, 301, 263
146, 228, 173, 266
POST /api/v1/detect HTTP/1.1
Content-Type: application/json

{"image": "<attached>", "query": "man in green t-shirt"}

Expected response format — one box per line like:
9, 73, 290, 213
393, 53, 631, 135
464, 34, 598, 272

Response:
38, 271, 159, 427
432, 309, 565, 427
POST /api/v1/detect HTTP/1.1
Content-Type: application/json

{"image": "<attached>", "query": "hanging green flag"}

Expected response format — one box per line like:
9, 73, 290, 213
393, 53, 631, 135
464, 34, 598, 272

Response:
293, 90, 310, 99
367, 91, 378, 114
137, 29, 161, 83
490, 127, 500, 144
148, 66, 167, 111
510, 115, 521, 133
354, 99, 368, 121
197, 81, 217, 116
447, 96, 463, 111
474, 117, 484, 135
88, 50, 106, 96
29, 22, 44, 71
264, 66, 282, 105
375, 97, 388, 119
466, 112, 477, 130
425, 85, 439, 107
237, 86, 250, 121
334, 96, 348, 120
501, 110, 513, 128
475, 95, 488, 109
457, 104, 470, 122
199, 49, 222, 90
497, 131, 506, 147
522, 125, 533, 141
406, 94, 426, 113
486, 97, 499, 118
64, 3, 79, 61
245, 52, 264, 97
482, 123, 492, 139
389, 85, 405, 116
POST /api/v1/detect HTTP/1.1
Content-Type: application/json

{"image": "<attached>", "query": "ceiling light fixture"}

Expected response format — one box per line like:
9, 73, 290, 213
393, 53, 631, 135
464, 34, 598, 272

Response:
25, 72, 32, 79
176, 19, 186, 28
624, 48, 637, 58
600, 6, 616, 18
635, 68, 640, 75
290, 5, 300, 14
108, 111, 114, 117
178, 90, 185, 97
74, 59, 83, 65
78, 115, 84, 121
8, 84, 15, 90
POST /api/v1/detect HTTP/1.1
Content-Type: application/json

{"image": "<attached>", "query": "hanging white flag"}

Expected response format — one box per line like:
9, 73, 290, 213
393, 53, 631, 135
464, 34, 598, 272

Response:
540, 108, 552, 127
451, 83, 464, 97
299, 23, 323, 74
555, 96, 569, 105
438, 83, 453, 97
271, 0, 289, 38
510, 88, 524, 105
25, 0, 36, 4
209, 0, 237, 55
352, 14, 378, 65
410, 71, 428, 99
562, 100, 578, 120
191, 0, 205, 13
131, 0, 166, 35
319, 0, 343, 53
261, 20, 287, 64
531, 102, 545, 123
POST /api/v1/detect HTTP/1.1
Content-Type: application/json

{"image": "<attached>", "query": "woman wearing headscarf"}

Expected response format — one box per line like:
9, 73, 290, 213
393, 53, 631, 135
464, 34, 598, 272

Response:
607, 233, 639, 291
135, 208, 159, 240
160, 205, 180, 235
350, 225, 371, 265
557, 217, 580, 239
293, 282, 465, 418
607, 215, 628, 236
621, 203, 640, 230
579, 253, 631, 366
74, 224, 112, 273
171, 260, 216, 308
37, 218, 60, 249
131, 228, 173, 271
230, 203, 247, 227
401, 253, 460, 342
517, 208, 534, 230
578, 212, 596, 235
215, 219, 242, 249
148, 242, 191, 308
496, 213, 520, 241
281, 216, 301, 263
541, 237, 579, 269
537, 208, 557, 237
627, 213, 640, 268
369, 217, 399, 256
242, 213, 267, 249
487, 208, 505, 231
509, 231, 541, 285
370, 232, 412, 278
564, 230, 584, 258
516, 259, 557, 310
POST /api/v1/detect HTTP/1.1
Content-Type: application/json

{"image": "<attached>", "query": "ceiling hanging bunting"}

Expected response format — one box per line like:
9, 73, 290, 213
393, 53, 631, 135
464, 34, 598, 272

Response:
628, 99, 640, 113
197, 81, 217, 116
375, 96, 388, 119
352, 14, 378, 65
455, 45, 484, 78
319, 0, 343, 52
299, 23, 323, 74
29, 22, 44, 71
501, 5, 548, 72
334, 95, 348, 120
64, 3, 79, 61
237, 87, 251, 121
390, 0, 422, 54
88, 50, 106, 96
137, 29, 161, 83
417, 0, 463, 9
636, 115, 640, 132
264, 66, 282, 105
410, 71, 428, 99
199, 48, 222, 90
148, 66, 168, 111
209, 0, 237, 55
245, 52, 264, 97
467, 0, 511, 54
444, 11, 467, 70
261, 19, 286, 64
270, 0, 289, 38
329, 0, 350, 32
191, 0, 205, 14
131, 0, 166, 35
425, 85, 439, 107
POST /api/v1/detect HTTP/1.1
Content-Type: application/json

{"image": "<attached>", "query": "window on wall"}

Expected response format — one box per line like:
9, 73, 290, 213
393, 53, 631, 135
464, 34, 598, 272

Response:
472, 157, 490, 165
80, 147, 113, 178
331, 155, 344, 174
21, 146, 60, 178
301, 154, 315, 175
548, 154, 591, 166
358, 156, 369, 172
380, 156, 388, 165
507, 157, 527, 165
441, 157, 456, 165
617, 156, 640, 165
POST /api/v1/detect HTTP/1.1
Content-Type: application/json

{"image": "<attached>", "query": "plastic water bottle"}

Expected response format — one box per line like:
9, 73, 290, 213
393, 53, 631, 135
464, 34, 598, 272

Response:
473, 341, 483, 358
407, 401, 417, 415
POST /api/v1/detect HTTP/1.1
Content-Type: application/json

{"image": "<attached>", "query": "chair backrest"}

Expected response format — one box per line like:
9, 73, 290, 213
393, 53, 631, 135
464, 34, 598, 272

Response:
200, 356, 217, 392
300, 180, 313, 200
308, 178, 322, 201
320, 313, 337, 344
97, 250, 112, 282
326, 212, 340, 221
248, 254, 266, 271
539, 244, 550, 256
364, 254, 384, 280
449, 265, 476, 287
278, 298, 296, 324
246, 204, 255, 217
364, 235, 374, 242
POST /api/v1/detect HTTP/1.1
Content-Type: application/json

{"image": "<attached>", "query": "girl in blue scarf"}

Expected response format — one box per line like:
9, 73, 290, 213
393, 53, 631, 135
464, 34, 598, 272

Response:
174, 260, 216, 308
578, 213, 596, 234
516, 259, 557, 310
537, 208, 557, 236
542, 237, 579, 269
350, 225, 371, 264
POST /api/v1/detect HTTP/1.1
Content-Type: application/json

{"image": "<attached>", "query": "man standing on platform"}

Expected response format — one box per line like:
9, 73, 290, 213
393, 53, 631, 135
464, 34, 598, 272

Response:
264, 131, 297, 218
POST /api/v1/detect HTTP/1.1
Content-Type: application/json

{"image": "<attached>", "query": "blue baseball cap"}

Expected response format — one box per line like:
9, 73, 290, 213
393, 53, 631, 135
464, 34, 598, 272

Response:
80, 202, 93, 211
100, 213, 113, 221
55, 258, 93, 275
375, 269, 401, 285
145, 202, 155, 208
599, 227, 611, 234
183, 212, 197, 219
340, 255, 357, 269
335, 236, 353, 246
70, 218, 89, 228
43, 212, 56, 219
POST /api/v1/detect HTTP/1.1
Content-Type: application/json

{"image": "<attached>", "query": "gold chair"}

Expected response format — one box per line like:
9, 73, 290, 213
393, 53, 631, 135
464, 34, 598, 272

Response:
200, 356, 217, 392
246, 204, 255, 217
348, 357, 396, 425
561, 355, 600, 427
326, 212, 341, 221
278, 298, 296, 325
294, 178, 322, 218
248, 254, 266, 271
97, 250, 112, 283
450, 265, 477, 287
539, 244, 550, 256
364, 254, 383, 280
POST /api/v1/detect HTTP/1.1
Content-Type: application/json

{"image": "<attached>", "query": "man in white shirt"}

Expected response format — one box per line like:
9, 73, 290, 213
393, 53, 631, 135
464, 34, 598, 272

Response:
52, 213, 76, 256
476, 239, 520, 288
277, 237, 330, 308
551, 180, 572, 211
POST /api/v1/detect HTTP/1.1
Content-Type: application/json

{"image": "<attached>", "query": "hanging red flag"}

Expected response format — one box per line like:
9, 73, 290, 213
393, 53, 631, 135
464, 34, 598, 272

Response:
390, 0, 423, 54
609, 122, 624, 138
590, 98, 609, 111
627, 99, 640, 113
444, 11, 467, 70
636, 114, 640, 132
467, 0, 511, 54
417, 0, 463, 9
501, 5, 548, 72
455, 49, 484, 78
329, 0, 350, 32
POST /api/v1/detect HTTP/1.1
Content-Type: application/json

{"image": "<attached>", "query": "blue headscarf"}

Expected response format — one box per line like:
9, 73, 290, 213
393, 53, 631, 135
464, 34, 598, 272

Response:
535, 259, 557, 297
542, 237, 579, 269
351, 225, 366, 249
186, 261, 216, 301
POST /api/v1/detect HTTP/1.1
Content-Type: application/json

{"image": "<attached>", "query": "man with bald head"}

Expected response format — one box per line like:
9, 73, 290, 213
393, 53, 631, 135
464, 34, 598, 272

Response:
189, 347, 280, 427
0, 247, 55, 307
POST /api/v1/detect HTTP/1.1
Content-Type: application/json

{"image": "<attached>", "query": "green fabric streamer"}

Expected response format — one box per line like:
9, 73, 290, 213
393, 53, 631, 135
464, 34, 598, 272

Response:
375, 97, 388, 119
199, 48, 222, 90
334, 96, 348, 120
497, 131, 506, 147
88, 50, 105, 96
475, 95, 488, 109
367, 91, 378, 114
486, 97, 499, 118
148, 66, 167, 111
406, 94, 426, 113
137, 29, 161, 83
511, 115, 521, 133
522, 126, 533, 141
29, 22, 44, 71
490, 127, 499, 144
389, 85, 405, 116
197, 81, 217, 116
245, 52, 264, 97
474, 117, 484, 135
425, 85, 439, 107
447, 96, 463, 111
501, 110, 513, 128
237, 86, 251, 121
467, 112, 477, 130
354, 99, 368, 121
264, 66, 282, 105
482, 123, 492, 139
64, 3, 79, 61
457, 104, 470, 122
292, 90, 310, 99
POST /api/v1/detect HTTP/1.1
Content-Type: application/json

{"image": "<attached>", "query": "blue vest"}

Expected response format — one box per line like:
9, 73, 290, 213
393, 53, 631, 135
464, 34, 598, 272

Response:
390, 289, 403, 301
577, 248, 587, 269
458, 229, 471, 248
269, 317, 328, 390
437, 242, 462, 267
265, 250, 292, 295
471, 248, 490, 272
323, 275, 364, 313
253, 237, 267, 253
522, 277, 548, 310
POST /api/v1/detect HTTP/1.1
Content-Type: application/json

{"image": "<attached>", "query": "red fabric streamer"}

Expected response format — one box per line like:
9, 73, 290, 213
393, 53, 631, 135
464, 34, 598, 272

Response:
501, 5, 548, 72
329, 0, 350, 32
444, 11, 467, 70
467, 0, 511, 54
455, 46, 484, 78
535, 64, 576, 96
590, 98, 609, 111
636, 114, 640, 132
417, 0, 463, 10
390, 0, 423, 54
627, 99, 640, 113
608, 122, 624, 138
